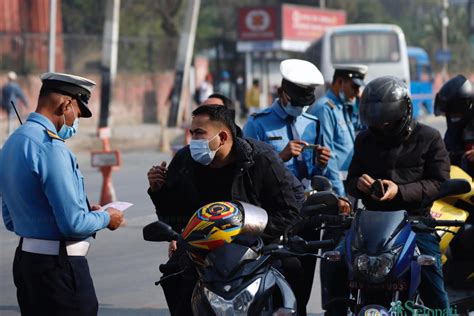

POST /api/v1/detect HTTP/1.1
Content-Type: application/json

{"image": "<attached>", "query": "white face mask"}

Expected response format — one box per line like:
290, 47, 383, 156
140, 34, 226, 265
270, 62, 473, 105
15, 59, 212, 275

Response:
189, 133, 222, 165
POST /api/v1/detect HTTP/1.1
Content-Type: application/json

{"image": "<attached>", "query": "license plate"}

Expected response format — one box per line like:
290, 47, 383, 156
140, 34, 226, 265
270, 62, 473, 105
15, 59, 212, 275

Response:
349, 280, 407, 291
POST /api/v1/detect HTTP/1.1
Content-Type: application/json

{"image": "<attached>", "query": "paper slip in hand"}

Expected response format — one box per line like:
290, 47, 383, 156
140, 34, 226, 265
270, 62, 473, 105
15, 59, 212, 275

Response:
99, 201, 133, 212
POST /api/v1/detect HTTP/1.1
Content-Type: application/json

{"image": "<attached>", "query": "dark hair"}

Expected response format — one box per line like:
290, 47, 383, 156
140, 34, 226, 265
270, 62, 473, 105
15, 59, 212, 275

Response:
192, 105, 237, 140
39, 87, 53, 98
332, 72, 349, 84
252, 79, 259, 86
208, 93, 235, 110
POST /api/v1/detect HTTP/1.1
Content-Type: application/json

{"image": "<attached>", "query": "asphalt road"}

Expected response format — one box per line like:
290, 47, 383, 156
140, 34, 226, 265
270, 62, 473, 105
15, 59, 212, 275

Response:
0, 116, 447, 316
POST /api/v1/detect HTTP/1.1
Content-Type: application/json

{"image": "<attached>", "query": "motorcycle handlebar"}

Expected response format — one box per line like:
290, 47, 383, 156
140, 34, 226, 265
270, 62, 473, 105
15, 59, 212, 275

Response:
432, 219, 465, 227
309, 214, 353, 227
306, 240, 334, 248
262, 239, 334, 256
411, 217, 465, 228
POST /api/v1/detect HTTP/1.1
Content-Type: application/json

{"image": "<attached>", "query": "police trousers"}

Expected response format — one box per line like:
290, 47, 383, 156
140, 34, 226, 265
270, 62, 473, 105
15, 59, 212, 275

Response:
13, 240, 98, 316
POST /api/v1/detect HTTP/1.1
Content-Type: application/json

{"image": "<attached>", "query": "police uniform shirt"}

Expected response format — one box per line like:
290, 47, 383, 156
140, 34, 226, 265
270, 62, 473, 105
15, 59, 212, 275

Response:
0, 112, 110, 240
243, 99, 323, 181
309, 89, 355, 196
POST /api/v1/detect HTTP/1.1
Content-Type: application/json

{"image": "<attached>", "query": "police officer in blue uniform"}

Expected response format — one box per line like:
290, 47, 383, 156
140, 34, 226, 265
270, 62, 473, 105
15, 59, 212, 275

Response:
308, 64, 368, 197
0, 72, 124, 316
243, 59, 331, 186
243, 59, 331, 316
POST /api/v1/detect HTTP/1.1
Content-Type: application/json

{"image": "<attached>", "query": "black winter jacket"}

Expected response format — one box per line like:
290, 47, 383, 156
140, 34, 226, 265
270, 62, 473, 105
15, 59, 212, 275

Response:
347, 122, 450, 216
148, 137, 304, 239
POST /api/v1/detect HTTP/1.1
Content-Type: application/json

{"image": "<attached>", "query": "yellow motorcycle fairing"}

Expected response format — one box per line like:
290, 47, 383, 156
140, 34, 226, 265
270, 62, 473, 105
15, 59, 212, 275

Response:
430, 165, 473, 265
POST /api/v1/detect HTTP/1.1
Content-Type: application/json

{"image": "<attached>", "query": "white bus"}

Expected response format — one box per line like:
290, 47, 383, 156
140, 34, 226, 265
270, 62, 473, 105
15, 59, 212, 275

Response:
305, 24, 410, 88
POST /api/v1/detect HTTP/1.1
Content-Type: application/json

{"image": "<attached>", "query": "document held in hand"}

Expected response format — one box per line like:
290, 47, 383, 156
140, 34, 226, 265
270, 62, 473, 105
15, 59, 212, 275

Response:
98, 202, 133, 212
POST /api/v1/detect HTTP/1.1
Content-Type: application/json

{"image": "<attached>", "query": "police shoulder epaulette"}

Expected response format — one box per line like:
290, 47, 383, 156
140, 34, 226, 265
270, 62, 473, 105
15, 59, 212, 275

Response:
326, 99, 336, 109
250, 108, 272, 118
46, 129, 65, 142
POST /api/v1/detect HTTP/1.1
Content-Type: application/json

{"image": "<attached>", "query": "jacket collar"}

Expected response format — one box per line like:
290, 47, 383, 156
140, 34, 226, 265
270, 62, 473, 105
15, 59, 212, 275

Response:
231, 137, 255, 170
327, 89, 343, 109
271, 99, 290, 121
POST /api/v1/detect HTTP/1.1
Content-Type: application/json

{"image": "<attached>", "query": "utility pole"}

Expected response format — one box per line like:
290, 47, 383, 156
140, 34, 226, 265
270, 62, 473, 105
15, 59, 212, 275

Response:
99, 0, 120, 130
320, 0, 326, 9
441, 0, 449, 83
469, 0, 474, 60
96, 0, 121, 205
48, 0, 57, 72
168, 0, 201, 127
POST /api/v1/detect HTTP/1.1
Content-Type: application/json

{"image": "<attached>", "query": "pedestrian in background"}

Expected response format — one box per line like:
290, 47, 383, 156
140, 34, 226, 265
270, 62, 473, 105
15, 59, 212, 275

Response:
216, 70, 235, 101
1, 71, 29, 136
245, 78, 261, 115
196, 73, 214, 104
0, 72, 124, 316
235, 75, 247, 119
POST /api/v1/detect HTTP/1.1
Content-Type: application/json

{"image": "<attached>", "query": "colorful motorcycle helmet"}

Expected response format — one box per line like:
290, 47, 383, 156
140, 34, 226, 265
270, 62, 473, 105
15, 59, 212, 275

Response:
181, 201, 268, 258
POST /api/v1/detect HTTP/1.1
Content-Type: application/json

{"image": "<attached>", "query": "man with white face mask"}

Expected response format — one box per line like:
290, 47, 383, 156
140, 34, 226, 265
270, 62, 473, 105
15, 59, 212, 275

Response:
147, 105, 304, 315
0, 72, 124, 315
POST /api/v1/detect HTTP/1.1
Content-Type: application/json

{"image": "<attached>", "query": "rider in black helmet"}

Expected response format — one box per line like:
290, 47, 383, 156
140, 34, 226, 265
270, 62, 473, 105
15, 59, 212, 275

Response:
434, 74, 474, 176
330, 76, 450, 313
359, 76, 416, 143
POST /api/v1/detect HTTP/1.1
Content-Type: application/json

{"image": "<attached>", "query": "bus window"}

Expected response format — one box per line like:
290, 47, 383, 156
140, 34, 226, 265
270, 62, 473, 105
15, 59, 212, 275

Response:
420, 65, 433, 82
409, 57, 419, 80
331, 32, 400, 63
306, 40, 323, 69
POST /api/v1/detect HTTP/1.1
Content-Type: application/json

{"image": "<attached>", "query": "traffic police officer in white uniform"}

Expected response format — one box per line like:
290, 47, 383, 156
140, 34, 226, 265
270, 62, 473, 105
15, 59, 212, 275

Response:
243, 59, 331, 316
243, 59, 331, 186
0, 72, 124, 316
308, 64, 368, 197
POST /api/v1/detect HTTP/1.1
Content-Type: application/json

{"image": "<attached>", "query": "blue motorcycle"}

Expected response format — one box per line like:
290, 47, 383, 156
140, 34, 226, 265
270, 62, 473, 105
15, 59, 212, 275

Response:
326, 179, 470, 315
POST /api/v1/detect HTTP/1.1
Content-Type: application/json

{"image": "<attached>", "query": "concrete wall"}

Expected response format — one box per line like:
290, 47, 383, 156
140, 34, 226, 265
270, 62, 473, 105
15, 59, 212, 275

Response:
0, 71, 177, 126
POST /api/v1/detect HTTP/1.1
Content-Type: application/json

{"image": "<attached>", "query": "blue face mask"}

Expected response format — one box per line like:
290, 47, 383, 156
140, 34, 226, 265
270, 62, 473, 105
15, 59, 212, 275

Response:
190, 133, 222, 165
339, 91, 356, 106
58, 106, 79, 140
283, 103, 309, 117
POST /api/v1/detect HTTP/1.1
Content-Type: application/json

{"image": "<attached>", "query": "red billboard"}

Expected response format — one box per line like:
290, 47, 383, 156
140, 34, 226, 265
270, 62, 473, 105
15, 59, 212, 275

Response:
238, 7, 278, 41
282, 4, 346, 42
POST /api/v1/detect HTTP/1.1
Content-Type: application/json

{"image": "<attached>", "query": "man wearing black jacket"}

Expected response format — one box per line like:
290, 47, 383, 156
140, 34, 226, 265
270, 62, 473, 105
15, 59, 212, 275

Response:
147, 105, 304, 315
350, 77, 450, 308
324, 76, 451, 314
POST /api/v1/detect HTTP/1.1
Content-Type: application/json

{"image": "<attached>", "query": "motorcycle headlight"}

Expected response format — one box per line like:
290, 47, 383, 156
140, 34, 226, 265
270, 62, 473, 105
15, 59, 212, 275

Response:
355, 253, 395, 281
203, 278, 261, 315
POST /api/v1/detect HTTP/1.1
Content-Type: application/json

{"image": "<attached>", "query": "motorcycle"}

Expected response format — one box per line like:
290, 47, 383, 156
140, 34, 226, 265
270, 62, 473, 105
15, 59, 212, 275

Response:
324, 177, 471, 315
432, 165, 474, 311
143, 198, 338, 316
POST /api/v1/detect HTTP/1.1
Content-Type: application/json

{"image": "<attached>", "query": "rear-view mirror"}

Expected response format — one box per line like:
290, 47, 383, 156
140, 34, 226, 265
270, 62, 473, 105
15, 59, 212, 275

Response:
301, 191, 339, 216
143, 221, 179, 242
311, 176, 333, 192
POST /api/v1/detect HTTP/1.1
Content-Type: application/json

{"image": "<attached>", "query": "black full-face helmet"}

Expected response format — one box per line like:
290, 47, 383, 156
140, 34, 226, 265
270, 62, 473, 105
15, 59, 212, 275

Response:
359, 76, 414, 141
434, 74, 473, 116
